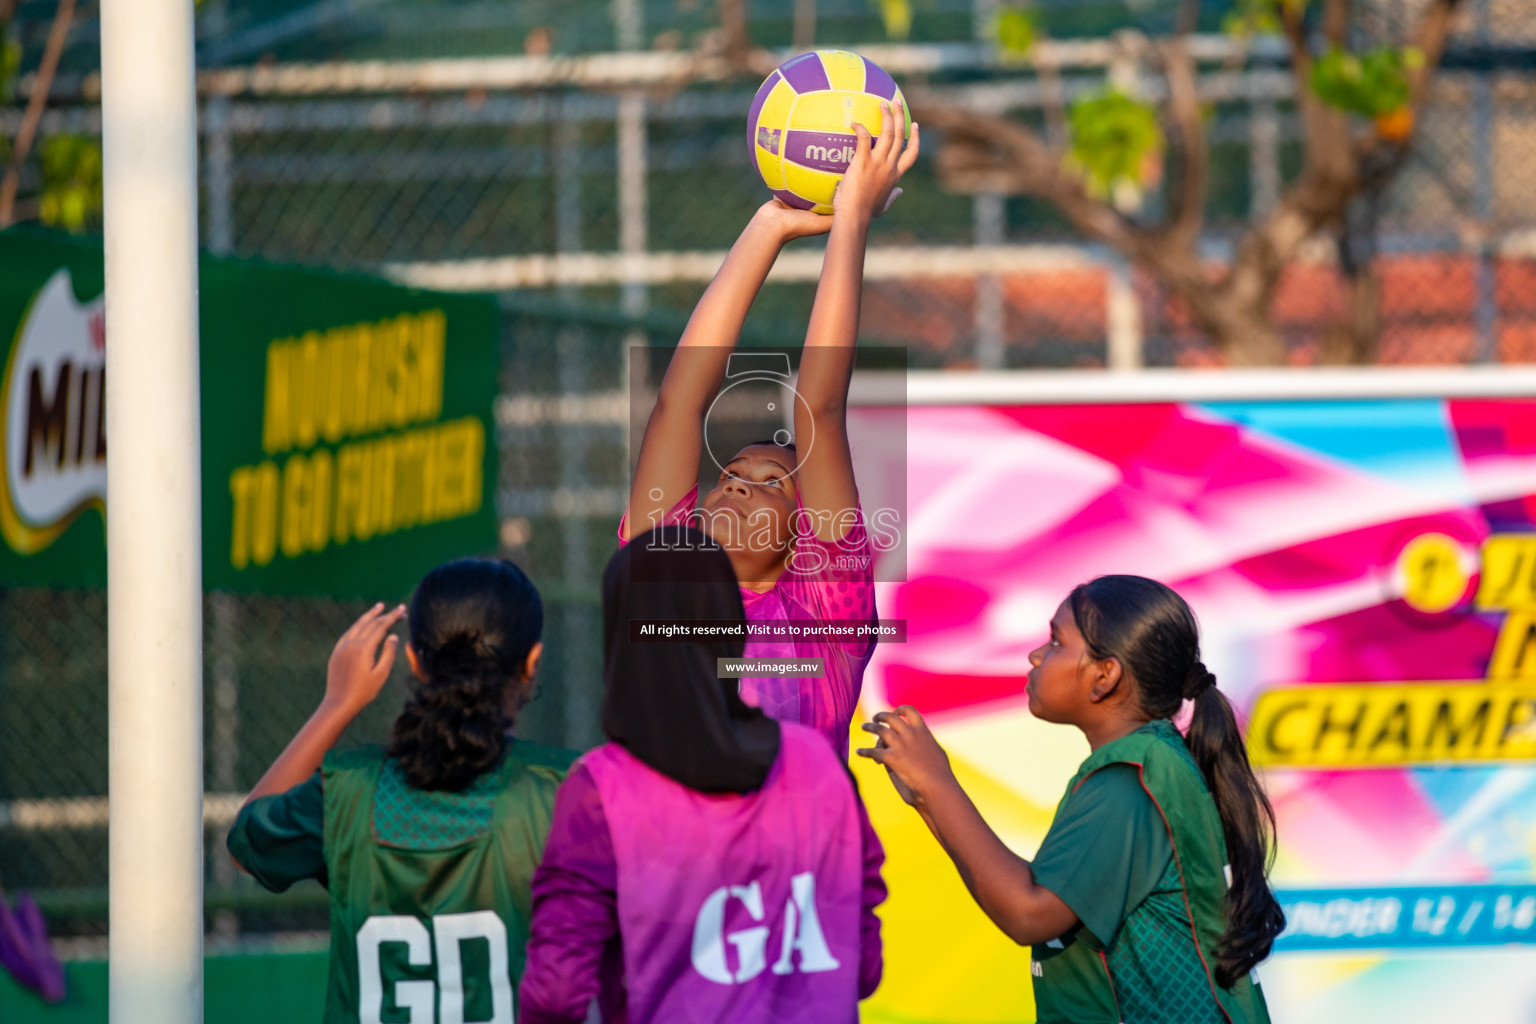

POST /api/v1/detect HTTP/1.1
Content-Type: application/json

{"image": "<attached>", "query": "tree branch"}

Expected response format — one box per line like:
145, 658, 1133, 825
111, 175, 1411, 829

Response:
1158, 37, 1207, 252
1279, 0, 1313, 85
712, 0, 778, 77
919, 101, 1141, 254
1174, 0, 1199, 36
1321, 0, 1352, 47
0, 0, 76, 228
1218, 0, 1465, 362
1404, 0, 1468, 118
1287, 0, 1356, 185
681, 0, 777, 88
1033, 42, 1068, 147
792, 0, 816, 52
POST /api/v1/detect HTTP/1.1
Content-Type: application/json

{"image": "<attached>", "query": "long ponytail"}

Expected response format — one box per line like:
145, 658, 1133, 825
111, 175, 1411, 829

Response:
388, 558, 543, 791
1070, 576, 1285, 987
1182, 664, 1288, 986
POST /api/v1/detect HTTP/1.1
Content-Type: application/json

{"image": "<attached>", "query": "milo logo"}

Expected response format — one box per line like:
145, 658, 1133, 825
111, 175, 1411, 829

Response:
1, 269, 107, 554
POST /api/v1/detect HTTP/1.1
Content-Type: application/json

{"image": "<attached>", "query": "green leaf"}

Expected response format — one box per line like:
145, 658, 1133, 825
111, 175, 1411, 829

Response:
60, 188, 87, 231
37, 134, 104, 234
996, 6, 1036, 59
0, 33, 21, 105
1066, 89, 1164, 196
1222, 0, 1284, 38
1310, 45, 1413, 117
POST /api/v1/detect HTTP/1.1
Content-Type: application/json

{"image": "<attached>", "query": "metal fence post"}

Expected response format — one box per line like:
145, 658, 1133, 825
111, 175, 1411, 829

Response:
206, 89, 242, 937
101, 0, 205, 1016
556, 332, 597, 750
618, 91, 649, 318
556, 95, 584, 260
612, 0, 642, 52
1473, 0, 1498, 363
555, 92, 598, 750
794, 0, 818, 50
209, 591, 240, 938
972, 0, 998, 41
1106, 256, 1143, 370
205, 93, 234, 256
1473, 75, 1497, 364
1250, 95, 1280, 221
973, 192, 1006, 368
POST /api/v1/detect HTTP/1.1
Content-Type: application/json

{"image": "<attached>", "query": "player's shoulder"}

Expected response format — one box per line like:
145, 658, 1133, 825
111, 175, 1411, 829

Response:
509, 738, 582, 779
323, 743, 388, 774
1067, 762, 1158, 824
1076, 760, 1147, 795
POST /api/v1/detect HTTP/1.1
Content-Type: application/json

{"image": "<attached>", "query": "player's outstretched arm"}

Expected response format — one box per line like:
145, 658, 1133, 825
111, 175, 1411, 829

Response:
792, 101, 918, 540
624, 202, 832, 539
239, 603, 404, 811
858, 706, 1078, 947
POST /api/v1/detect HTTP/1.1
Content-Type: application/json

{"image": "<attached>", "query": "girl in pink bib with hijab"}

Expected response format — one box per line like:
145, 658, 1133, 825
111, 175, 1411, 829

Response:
518, 527, 887, 1024
619, 100, 919, 761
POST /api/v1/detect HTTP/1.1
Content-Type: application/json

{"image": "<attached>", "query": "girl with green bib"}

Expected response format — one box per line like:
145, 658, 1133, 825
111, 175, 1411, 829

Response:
859, 575, 1283, 1024
228, 559, 577, 1024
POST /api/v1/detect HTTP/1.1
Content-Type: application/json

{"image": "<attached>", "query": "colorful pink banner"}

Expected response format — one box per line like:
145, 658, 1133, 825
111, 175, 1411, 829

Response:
847, 398, 1536, 1024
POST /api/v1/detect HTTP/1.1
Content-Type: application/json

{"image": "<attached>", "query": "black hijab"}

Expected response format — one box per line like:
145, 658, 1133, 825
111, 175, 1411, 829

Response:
600, 525, 781, 793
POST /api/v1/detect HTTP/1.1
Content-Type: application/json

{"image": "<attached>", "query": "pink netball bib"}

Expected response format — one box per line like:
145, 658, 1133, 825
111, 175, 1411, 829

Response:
582, 724, 864, 1024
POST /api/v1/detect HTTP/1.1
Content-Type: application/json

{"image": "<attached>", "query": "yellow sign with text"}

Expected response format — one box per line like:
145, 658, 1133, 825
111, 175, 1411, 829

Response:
1249, 683, 1536, 768
1476, 534, 1536, 610
225, 309, 484, 574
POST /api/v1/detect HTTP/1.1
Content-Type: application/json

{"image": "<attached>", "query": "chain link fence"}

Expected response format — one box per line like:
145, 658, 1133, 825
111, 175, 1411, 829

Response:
6, 0, 1536, 946
9, 33, 1536, 367
0, 297, 763, 943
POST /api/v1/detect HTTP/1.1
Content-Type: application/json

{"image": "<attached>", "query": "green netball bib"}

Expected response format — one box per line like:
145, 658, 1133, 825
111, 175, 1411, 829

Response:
1031, 721, 1272, 1024
319, 741, 576, 1024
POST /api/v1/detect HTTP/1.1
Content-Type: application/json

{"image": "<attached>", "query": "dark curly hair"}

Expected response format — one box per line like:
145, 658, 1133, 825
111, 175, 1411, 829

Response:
387, 558, 543, 791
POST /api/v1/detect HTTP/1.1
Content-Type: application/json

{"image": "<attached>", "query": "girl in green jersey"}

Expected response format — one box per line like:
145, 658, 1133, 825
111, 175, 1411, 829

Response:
859, 575, 1284, 1024
228, 558, 577, 1024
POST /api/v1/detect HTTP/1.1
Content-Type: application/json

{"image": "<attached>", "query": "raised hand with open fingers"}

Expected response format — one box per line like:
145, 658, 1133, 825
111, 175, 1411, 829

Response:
857, 704, 953, 809
325, 601, 406, 714
832, 99, 920, 221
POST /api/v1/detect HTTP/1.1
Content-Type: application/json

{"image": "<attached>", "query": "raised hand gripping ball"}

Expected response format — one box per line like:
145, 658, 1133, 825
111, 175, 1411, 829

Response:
747, 49, 911, 215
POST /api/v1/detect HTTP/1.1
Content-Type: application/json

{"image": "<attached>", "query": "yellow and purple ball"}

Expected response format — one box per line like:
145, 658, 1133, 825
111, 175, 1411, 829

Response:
747, 49, 911, 215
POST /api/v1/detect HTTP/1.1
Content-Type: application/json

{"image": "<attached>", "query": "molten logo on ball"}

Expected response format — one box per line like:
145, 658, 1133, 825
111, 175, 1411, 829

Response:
804, 144, 857, 165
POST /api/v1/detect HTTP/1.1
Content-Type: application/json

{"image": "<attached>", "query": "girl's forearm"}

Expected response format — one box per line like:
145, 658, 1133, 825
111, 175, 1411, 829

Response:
804, 213, 869, 347
798, 212, 869, 411
653, 216, 789, 421
242, 698, 358, 808
676, 217, 786, 351
626, 215, 791, 533
916, 776, 1055, 945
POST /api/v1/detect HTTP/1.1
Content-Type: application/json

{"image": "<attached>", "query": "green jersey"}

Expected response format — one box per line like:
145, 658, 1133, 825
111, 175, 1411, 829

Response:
1029, 720, 1272, 1024
229, 740, 576, 1024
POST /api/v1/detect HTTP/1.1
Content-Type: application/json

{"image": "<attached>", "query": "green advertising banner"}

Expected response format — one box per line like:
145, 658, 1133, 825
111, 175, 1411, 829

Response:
0, 230, 500, 597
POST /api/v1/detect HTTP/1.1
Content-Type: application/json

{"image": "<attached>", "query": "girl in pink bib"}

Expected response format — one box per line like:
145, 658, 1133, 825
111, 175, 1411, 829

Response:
619, 99, 918, 760
518, 528, 887, 1023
